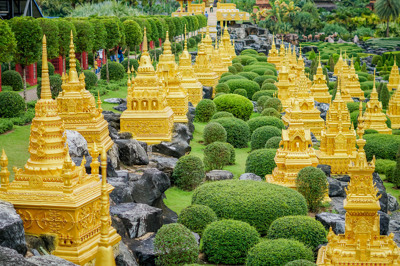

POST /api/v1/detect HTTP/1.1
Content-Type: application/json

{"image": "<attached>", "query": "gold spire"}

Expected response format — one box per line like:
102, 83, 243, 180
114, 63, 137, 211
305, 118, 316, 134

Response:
68, 31, 79, 83
40, 35, 52, 100
163, 31, 172, 55
138, 27, 155, 73
97, 91, 102, 113
0, 149, 10, 191
184, 25, 188, 51
142, 27, 148, 53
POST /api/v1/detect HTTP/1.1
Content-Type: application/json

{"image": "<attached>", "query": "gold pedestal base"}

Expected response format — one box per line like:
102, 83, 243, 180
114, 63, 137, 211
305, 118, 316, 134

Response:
166, 93, 189, 123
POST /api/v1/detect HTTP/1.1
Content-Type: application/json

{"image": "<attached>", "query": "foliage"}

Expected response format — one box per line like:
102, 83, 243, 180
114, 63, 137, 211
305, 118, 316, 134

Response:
257, 96, 271, 112
83, 70, 98, 90
154, 223, 199, 266
285, 260, 317, 266
215, 83, 230, 94
322, 23, 350, 36
121, 59, 139, 72
233, 63, 244, 73
172, 155, 205, 191
36, 75, 63, 99
69, 1, 141, 17
89, 18, 107, 54
264, 98, 283, 112
223, 142, 236, 165
261, 107, 282, 118
0, 92, 25, 118
296, 167, 328, 212
38, 18, 59, 60
2, 70, 23, 91
213, 94, 253, 120
56, 19, 76, 59
219, 75, 246, 83
375, 159, 396, 174
203, 122, 227, 145
178, 204, 217, 236
213, 118, 251, 148
251, 126, 282, 150
265, 136, 282, 149
204, 141, 231, 171
364, 134, 400, 161
100, 62, 125, 81
72, 19, 94, 54
225, 79, 260, 99
374, 0, 400, 37
261, 83, 278, 91
194, 99, 216, 122
192, 180, 308, 235
252, 91, 271, 102
0, 20, 16, 64
37, 61, 55, 78
380, 84, 390, 109
246, 239, 314, 266
0, 119, 14, 134
211, 111, 234, 120
201, 220, 260, 265
238, 72, 259, 80
245, 148, 277, 178
248, 116, 285, 133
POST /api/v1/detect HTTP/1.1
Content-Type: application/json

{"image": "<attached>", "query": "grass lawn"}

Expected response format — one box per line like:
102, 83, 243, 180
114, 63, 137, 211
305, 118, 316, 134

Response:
164, 187, 193, 215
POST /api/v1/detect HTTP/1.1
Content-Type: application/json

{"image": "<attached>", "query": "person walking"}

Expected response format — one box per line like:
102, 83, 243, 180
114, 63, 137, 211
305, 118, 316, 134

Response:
205, 11, 209, 19
210, 4, 213, 13
118, 47, 126, 63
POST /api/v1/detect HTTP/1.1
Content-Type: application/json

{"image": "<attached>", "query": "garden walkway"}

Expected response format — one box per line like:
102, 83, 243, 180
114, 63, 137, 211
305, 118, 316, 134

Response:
19, 88, 38, 102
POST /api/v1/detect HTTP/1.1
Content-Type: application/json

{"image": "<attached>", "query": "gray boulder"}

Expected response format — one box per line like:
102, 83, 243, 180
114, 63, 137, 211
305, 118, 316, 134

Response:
132, 169, 170, 206
0, 246, 34, 266
116, 241, 139, 266
327, 177, 347, 197
108, 143, 120, 170
152, 137, 191, 159
239, 173, 262, 181
203, 86, 213, 99
115, 139, 149, 166
206, 170, 234, 181
128, 233, 156, 266
388, 193, 400, 212
104, 98, 124, 104
317, 164, 331, 177
373, 173, 389, 213
330, 197, 346, 214
379, 211, 390, 235
65, 130, 89, 158
315, 212, 345, 234
0, 200, 27, 255
26, 256, 77, 266
150, 156, 178, 178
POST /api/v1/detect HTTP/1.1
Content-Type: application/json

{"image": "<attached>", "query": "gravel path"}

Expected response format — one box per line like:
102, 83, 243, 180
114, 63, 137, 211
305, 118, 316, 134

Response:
19, 87, 38, 102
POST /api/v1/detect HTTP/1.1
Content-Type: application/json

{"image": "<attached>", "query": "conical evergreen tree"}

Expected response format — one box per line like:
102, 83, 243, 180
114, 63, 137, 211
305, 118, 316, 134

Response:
380, 83, 390, 110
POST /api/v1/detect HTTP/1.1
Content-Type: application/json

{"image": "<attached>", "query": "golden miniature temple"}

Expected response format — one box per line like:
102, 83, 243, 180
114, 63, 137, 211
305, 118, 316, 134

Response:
211, 41, 229, 78
296, 49, 306, 79
56, 32, 113, 151
266, 100, 319, 189
334, 50, 345, 76
203, 26, 214, 58
179, 28, 203, 107
388, 59, 400, 92
311, 54, 332, 104
221, 22, 236, 60
282, 74, 325, 140
359, 73, 392, 135
276, 39, 285, 72
156, 31, 188, 123
388, 83, 400, 129
267, 36, 280, 67
345, 58, 365, 100
120, 28, 174, 144
193, 36, 219, 92
317, 89, 357, 175
276, 54, 293, 110
316, 116, 400, 265
0, 35, 120, 265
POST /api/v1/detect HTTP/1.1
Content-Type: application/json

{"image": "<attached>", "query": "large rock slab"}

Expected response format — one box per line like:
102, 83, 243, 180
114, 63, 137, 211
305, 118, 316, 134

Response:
65, 130, 89, 158
150, 156, 178, 179
0, 200, 27, 255
206, 170, 234, 181
151, 124, 192, 158
128, 233, 156, 266
388, 193, 400, 212
115, 139, 149, 166
132, 169, 170, 206
239, 173, 262, 181
327, 177, 347, 197
116, 241, 139, 266
26, 255, 77, 265
315, 212, 345, 234
0, 246, 34, 266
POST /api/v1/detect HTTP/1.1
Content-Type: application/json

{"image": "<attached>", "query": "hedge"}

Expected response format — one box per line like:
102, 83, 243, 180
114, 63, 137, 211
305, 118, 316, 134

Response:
261, 83, 278, 91
192, 180, 307, 235
177, 204, 217, 236
172, 155, 205, 191
251, 126, 282, 150
0, 119, 14, 134
213, 117, 251, 148
0, 91, 25, 118
215, 83, 230, 94
238, 71, 259, 80
36, 75, 62, 99
252, 90, 271, 102
296, 167, 328, 212
219, 74, 246, 83
121, 58, 139, 71
285, 260, 317, 266
225, 79, 260, 99
257, 95, 272, 112
213, 94, 253, 120
83, 70, 98, 90
233, 89, 248, 98
264, 98, 283, 112
245, 148, 277, 178
203, 122, 227, 145
203, 141, 231, 171
194, 99, 216, 122
1, 70, 23, 91
375, 159, 397, 174
232, 55, 257, 66
37, 61, 55, 78
364, 134, 400, 161
248, 116, 285, 133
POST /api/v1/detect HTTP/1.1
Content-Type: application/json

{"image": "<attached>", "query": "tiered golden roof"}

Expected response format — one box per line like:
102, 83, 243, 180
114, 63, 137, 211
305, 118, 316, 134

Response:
211, 40, 229, 78
282, 73, 325, 140
203, 26, 214, 57
56, 32, 113, 151
334, 50, 344, 76
267, 35, 280, 67
193, 35, 219, 91
156, 31, 188, 123
178, 28, 203, 107
221, 22, 236, 60
388, 59, 400, 92
296, 49, 305, 79
276, 38, 285, 72
289, 45, 298, 74
388, 83, 400, 128
317, 89, 357, 175
120, 28, 174, 144
317, 119, 400, 265
311, 54, 332, 104
345, 57, 365, 100
266, 100, 319, 188
0, 35, 120, 265
360, 72, 392, 134
277, 63, 292, 110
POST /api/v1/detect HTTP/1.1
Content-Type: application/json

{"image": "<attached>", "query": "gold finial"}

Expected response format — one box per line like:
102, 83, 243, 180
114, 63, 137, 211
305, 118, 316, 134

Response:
184, 25, 188, 51
373, 68, 377, 92
142, 27, 148, 53
62, 146, 74, 194
97, 91, 102, 112
0, 149, 10, 190
68, 30, 79, 83
163, 31, 172, 55
394, 56, 397, 67
318, 52, 322, 68
40, 35, 52, 100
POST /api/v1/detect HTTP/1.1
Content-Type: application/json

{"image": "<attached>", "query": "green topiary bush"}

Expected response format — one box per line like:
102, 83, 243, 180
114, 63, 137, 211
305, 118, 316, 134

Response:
1, 86, 13, 92
246, 239, 313, 266
172, 155, 205, 191
203, 122, 227, 145
252, 90, 272, 102
203, 141, 231, 171
219, 75, 246, 83
257, 95, 272, 112
365, 129, 379, 134
241, 49, 258, 56
215, 83, 230, 94
233, 63, 244, 73
223, 142, 235, 165
375, 159, 397, 174
100, 61, 125, 81
225, 79, 260, 99
220, 72, 233, 79
251, 68, 269, 76
211, 111, 234, 120
83, 70, 98, 90
347, 102, 366, 113
213, 117, 251, 148
245, 148, 277, 178
261, 107, 282, 118
192, 180, 307, 234
251, 126, 282, 150
364, 134, 400, 161
201, 220, 260, 265
264, 69, 275, 76
233, 89, 248, 98
264, 98, 282, 112
0, 92, 25, 118
154, 223, 199, 266
214, 92, 226, 98
213, 94, 253, 120
238, 72, 259, 80
0, 119, 14, 134
265, 136, 282, 149
2, 70, 23, 91
248, 116, 285, 133
195, 99, 216, 122
285, 259, 317, 266
37, 61, 55, 78
296, 167, 328, 212
228, 65, 237, 74
121, 58, 139, 72
253, 75, 271, 86
267, 216, 327, 249
261, 83, 278, 91
178, 204, 217, 236
36, 75, 62, 99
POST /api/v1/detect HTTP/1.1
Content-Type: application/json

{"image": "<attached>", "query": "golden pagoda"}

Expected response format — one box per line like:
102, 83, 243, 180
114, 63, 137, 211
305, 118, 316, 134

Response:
193, 36, 219, 92
334, 50, 345, 76
178, 28, 203, 107
276, 38, 285, 72
156, 31, 188, 123
289, 45, 298, 74
277, 57, 293, 110
282, 73, 325, 140
311, 54, 332, 104
0, 35, 120, 265
203, 26, 214, 57
388, 83, 400, 128
56, 32, 113, 151
316, 118, 400, 265
317, 89, 357, 175
345, 57, 365, 100
267, 36, 280, 67
388, 59, 400, 92
211, 40, 229, 78
221, 21, 236, 59
337, 75, 353, 103
360, 72, 392, 135
266, 100, 319, 189
296, 49, 305, 79
120, 28, 174, 144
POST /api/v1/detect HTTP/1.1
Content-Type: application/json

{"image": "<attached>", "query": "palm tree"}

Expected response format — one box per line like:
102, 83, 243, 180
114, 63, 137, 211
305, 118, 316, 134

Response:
375, 0, 400, 37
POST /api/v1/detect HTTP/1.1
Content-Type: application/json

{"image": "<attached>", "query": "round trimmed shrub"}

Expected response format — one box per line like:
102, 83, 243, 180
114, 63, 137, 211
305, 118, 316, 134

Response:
257, 96, 271, 112
220, 72, 233, 79
364, 134, 400, 161
154, 223, 199, 265
238, 71, 259, 80
250, 67, 268, 76
0, 92, 25, 118
192, 180, 308, 234
261, 83, 278, 91
265, 136, 282, 149
83, 70, 98, 90
172, 155, 205, 191
37, 61, 55, 78
296, 167, 328, 212
225, 79, 260, 99
253, 75, 270, 86
251, 126, 282, 150
211, 111, 234, 120
213, 117, 251, 148
264, 98, 282, 112
233, 89, 248, 98
214, 92, 226, 98
2, 70, 23, 91
285, 259, 317, 266
268, 216, 327, 249
264, 69, 275, 76
177, 204, 217, 236
245, 148, 277, 178
261, 107, 282, 118
219, 74, 246, 83
203, 122, 227, 145
248, 116, 285, 133
262, 75, 278, 82
233, 63, 244, 73
213, 94, 253, 120
215, 83, 230, 94
223, 142, 235, 165
365, 129, 379, 134
100, 61, 125, 81
228, 65, 237, 74
252, 90, 272, 101
121, 58, 139, 71
201, 220, 260, 265
246, 239, 313, 266
203, 141, 231, 171
194, 99, 216, 122
241, 49, 258, 56
36, 75, 62, 99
